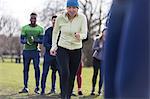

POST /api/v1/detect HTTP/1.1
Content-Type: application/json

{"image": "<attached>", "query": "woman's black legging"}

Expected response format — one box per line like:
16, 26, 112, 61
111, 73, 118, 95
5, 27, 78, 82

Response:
56, 46, 81, 99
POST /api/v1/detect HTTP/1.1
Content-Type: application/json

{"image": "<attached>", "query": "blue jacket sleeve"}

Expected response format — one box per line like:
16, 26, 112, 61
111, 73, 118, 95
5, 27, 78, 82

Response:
92, 39, 101, 52
34, 35, 43, 44
20, 35, 27, 44
43, 29, 51, 51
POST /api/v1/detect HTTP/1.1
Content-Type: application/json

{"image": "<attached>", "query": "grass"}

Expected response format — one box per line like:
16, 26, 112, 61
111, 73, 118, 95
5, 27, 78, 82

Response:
0, 61, 104, 99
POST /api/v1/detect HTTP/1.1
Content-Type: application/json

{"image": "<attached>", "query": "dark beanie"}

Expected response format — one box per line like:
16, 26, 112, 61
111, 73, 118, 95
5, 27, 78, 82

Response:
66, 0, 79, 7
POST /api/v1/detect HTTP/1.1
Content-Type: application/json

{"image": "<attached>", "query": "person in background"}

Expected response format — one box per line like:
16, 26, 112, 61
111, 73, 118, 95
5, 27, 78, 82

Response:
41, 15, 60, 95
104, 0, 149, 98
91, 31, 105, 96
19, 12, 44, 94
72, 34, 88, 96
76, 61, 83, 95
50, 0, 87, 98
72, 60, 83, 96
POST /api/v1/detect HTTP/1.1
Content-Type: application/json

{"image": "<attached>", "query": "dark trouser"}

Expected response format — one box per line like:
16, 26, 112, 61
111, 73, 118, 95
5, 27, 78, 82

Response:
56, 46, 81, 99
23, 50, 40, 88
41, 51, 58, 91
51, 60, 58, 91
92, 58, 103, 93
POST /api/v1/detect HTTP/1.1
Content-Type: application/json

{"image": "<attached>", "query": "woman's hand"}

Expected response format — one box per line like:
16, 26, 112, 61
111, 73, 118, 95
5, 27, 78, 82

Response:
75, 32, 80, 41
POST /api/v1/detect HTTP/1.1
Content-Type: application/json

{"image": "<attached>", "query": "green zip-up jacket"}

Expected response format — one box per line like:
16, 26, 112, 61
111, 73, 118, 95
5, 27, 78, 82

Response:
21, 25, 44, 50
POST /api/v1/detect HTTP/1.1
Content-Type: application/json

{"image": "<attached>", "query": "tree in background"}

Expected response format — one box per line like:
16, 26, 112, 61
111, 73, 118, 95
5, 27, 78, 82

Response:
0, 35, 7, 62
79, 0, 111, 66
38, 0, 65, 29
0, 15, 21, 62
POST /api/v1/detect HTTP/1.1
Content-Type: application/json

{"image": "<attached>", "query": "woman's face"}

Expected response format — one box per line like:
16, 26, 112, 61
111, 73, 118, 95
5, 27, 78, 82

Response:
67, 6, 78, 17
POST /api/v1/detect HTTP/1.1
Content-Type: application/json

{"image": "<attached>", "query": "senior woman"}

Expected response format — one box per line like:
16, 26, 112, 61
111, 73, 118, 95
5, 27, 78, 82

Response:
50, 0, 87, 99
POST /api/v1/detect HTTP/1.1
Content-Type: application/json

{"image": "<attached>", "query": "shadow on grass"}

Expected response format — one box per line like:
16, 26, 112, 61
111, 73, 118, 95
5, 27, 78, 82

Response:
79, 95, 101, 99
27, 94, 60, 99
0, 93, 102, 99
0, 93, 60, 99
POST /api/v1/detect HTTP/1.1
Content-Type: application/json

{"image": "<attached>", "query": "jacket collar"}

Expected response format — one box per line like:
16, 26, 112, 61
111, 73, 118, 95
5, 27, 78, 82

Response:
62, 13, 78, 22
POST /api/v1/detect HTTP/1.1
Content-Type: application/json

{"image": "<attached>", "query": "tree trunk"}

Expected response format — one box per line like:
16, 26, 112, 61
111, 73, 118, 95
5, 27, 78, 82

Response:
82, 38, 93, 67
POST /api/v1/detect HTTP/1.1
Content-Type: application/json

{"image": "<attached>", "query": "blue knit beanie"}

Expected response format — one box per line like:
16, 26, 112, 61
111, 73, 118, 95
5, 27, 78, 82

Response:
66, 0, 79, 7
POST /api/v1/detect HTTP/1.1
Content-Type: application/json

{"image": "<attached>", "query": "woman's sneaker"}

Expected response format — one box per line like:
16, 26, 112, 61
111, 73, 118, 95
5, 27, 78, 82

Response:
78, 91, 83, 95
90, 92, 95, 95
